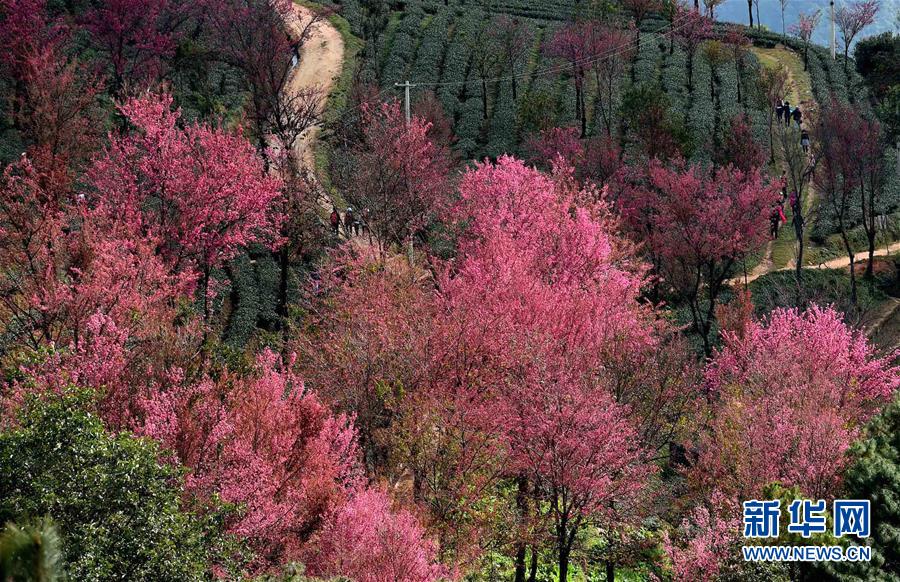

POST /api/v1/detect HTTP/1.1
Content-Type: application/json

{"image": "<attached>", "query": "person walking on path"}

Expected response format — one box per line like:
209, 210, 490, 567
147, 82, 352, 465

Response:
782, 100, 792, 126
800, 129, 810, 153
330, 206, 340, 235
792, 106, 802, 128
344, 207, 355, 238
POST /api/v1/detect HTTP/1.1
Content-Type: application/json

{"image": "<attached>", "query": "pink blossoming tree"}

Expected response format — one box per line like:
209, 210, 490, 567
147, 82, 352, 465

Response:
694, 306, 899, 499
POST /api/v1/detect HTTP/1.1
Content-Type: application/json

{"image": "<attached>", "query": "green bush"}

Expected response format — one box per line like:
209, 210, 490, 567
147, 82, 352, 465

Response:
0, 392, 242, 581
748, 268, 888, 320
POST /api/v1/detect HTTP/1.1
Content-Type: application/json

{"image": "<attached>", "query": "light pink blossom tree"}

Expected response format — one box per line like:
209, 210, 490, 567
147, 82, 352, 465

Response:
790, 10, 822, 70
835, 0, 879, 72
694, 306, 900, 499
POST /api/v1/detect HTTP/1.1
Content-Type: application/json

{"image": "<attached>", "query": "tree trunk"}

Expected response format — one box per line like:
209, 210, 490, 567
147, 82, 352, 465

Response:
277, 246, 289, 324
687, 52, 694, 93
866, 229, 877, 279
528, 546, 538, 582
558, 545, 570, 582
794, 213, 805, 280
512, 75, 518, 101
768, 114, 775, 163
514, 546, 527, 582
747, 0, 754, 26
580, 87, 587, 138
606, 560, 615, 581
513, 476, 528, 582
481, 78, 488, 119
840, 216, 858, 305
631, 28, 641, 84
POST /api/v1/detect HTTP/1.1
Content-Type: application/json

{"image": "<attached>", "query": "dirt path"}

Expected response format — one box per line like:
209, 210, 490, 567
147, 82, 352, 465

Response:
283, 3, 344, 169
731, 45, 818, 283
735, 241, 900, 285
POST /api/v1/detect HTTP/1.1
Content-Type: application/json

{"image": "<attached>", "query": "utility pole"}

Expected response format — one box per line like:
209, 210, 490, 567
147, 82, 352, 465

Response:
830, 0, 836, 60
394, 80, 416, 124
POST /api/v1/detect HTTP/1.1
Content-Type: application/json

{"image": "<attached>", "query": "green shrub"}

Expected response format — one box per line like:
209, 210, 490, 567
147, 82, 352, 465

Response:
0, 391, 242, 581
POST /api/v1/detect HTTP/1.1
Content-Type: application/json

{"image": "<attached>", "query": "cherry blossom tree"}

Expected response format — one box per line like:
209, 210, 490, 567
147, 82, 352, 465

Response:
623, 0, 660, 64
448, 157, 662, 582
616, 160, 778, 355
546, 21, 594, 137
492, 15, 533, 101
297, 252, 437, 473
588, 25, 635, 135
466, 19, 501, 120
835, 0, 880, 73
718, 113, 766, 172
80, 0, 187, 93
412, 90, 456, 150
311, 488, 446, 582
694, 306, 899, 499
815, 99, 865, 303
88, 93, 283, 319
663, 493, 743, 582
672, 6, 712, 93
790, 10, 822, 71
816, 98, 888, 283
137, 350, 363, 569
0, 157, 198, 427
343, 100, 450, 255
527, 127, 623, 187
724, 26, 750, 103
205, 0, 329, 158
757, 65, 789, 162
0, 0, 102, 169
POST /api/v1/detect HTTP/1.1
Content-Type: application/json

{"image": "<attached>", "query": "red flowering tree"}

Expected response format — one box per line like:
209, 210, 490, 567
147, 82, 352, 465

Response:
718, 113, 766, 172
0, 0, 102, 169
137, 350, 363, 569
527, 127, 623, 187
694, 306, 899, 499
616, 160, 777, 355
88, 93, 283, 319
80, 0, 187, 93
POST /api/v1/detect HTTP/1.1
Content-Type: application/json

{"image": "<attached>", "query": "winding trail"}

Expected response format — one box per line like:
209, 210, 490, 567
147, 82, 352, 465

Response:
283, 3, 344, 171
738, 241, 900, 285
